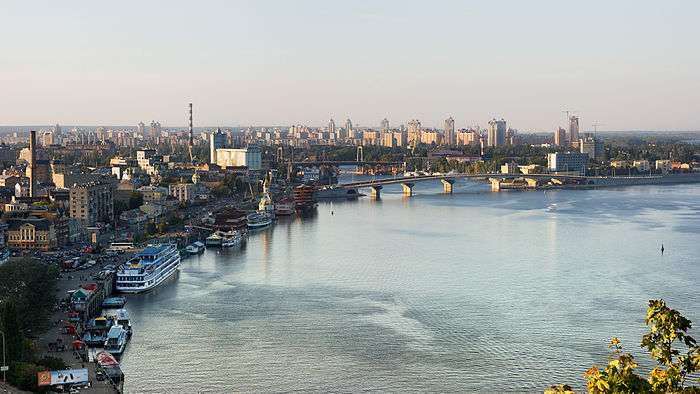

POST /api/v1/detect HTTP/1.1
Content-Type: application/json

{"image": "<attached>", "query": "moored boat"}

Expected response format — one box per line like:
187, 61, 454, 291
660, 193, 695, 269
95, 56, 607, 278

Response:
221, 231, 245, 248
114, 309, 132, 338
104, 325, 128, 356
82, 316, 114, 347
115, 243, 180, 294
96, 351, 124, 382
275, 198, 296, 216
102, 296, 127, 309
185, 241, 206, 255
314, 186, 361, 199
247, 211, 273, 229
205, 232, 222, 246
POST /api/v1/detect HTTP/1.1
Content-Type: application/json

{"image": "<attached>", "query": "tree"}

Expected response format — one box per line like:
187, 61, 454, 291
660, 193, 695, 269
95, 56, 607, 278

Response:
0, 302, 31, 363
0, 259, 58, 332
555, 300, 700, 393
128, 192, 144, 209
114, 199, 129, 217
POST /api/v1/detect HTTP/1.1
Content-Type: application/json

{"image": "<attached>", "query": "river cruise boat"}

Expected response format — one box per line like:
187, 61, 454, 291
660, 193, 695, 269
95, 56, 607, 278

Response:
221, 231, 245, 248
247, 211, 273, 229
185, 241, 205, 255
275, 198, 295, 216
104, 325, 129, 356
314, 186, 361, 199
115, 244, 180, 293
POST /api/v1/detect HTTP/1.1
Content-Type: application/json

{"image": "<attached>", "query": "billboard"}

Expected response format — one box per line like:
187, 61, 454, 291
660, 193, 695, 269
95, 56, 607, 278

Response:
37, 369, 89, 386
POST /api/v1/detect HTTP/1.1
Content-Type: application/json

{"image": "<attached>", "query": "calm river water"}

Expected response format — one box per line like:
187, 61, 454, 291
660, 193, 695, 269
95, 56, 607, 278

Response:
121, 178, 699, 393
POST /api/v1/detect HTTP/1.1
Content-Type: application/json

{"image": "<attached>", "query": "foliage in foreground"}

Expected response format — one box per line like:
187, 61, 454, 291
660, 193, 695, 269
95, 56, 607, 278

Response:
546, 300, 700, 393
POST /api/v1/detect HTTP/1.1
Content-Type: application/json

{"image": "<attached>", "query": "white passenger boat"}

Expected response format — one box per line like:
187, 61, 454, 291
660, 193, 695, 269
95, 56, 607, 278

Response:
221, 231, 245, 248
247, 211, 273, 229
114, 309, 132, 337
115, 244, 180, 293
185, 241, 205, 255
104, 325, 128, 356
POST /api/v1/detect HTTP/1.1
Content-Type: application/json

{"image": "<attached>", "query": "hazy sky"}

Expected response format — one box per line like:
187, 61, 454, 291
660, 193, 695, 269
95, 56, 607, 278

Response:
1, 0, 699, 131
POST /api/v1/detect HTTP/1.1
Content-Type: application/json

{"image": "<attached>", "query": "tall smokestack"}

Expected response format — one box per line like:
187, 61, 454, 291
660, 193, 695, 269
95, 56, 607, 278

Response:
29, 130, 36, 197
188, 103, 193, 147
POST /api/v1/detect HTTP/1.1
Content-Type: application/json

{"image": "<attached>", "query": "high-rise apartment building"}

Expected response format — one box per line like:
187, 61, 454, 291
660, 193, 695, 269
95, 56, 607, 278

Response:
457, 129, 479, 145
149, 121, 162, 139
393, 131, 407, 147
554, 127, 566, 146
381, 132, 396, 147
328, 119, 336, 138
407, 119, 422, 146
209, 128, 227, 164
444, 117, 455, 146
569, 116, 580, 146
345, 118, 354, 139
420, 130, 439, 145
380, 118, 390, 132
487, 119, 507, 147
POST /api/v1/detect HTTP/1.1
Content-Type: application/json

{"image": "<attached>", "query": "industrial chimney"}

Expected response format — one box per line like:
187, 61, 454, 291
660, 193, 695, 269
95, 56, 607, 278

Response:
29, 130, 36, 197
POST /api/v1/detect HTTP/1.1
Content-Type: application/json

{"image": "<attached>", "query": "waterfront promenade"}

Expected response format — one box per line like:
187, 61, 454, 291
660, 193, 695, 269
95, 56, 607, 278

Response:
30, 255, 129, 394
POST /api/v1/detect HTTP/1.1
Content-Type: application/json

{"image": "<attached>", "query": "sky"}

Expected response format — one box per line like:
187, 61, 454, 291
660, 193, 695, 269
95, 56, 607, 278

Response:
1, 0, 699, 131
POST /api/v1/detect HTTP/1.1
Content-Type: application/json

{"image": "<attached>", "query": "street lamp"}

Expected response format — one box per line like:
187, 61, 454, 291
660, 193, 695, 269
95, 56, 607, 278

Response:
1, 330, 6, 383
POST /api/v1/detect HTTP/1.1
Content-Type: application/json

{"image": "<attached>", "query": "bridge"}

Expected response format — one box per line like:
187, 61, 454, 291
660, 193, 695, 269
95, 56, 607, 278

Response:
290, 160, 404, 166
338, 173, 588, 198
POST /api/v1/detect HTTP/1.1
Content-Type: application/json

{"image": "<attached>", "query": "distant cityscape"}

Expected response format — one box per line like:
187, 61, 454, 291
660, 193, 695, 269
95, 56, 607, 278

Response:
0, 106, 699, 392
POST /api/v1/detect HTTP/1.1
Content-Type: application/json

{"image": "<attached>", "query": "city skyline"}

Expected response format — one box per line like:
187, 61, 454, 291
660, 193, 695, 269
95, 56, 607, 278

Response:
1, 1, 699, 130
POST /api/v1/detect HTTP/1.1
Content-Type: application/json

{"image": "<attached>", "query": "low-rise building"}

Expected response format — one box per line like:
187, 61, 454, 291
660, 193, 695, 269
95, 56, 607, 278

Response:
168, 182, 208, 203
655, 160, 672, 173
501, 162, 519, 174
633, 160, 650, 173
547, 152, 589, 175
138, 185, 169, 202
6, 217, 58, 250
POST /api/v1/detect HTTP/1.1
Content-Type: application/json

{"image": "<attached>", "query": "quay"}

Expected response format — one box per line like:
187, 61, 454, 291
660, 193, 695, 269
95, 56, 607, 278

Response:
32, 251, 133, 394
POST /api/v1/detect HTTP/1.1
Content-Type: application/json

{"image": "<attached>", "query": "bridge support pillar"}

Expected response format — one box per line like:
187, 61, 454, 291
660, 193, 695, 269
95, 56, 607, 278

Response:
489, 178, 502, 192
441, 178, 455, 193
401, 182, 415, 197
370, 185, 383, 199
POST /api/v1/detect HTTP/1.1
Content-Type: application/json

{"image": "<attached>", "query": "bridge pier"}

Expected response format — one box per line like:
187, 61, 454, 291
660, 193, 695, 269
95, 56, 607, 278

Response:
441, 178, 455, 193
401, 182, 415, 197
370, 185, 383, 199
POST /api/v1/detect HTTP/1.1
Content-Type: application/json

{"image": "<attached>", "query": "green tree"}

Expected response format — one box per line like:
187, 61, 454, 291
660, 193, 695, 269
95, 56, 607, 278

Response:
0, 259, 58, 332
128, 192, 144, 209
556, 299, 699, 393
0, 302, 31, 363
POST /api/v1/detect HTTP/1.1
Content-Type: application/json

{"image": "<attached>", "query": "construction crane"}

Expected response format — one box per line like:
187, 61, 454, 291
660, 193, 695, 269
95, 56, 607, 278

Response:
562, 109, 578, 121
591, 122, 604, 134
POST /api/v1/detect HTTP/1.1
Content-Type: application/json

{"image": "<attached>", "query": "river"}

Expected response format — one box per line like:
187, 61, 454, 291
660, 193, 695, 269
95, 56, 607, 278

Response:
120, 178, 700, 393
